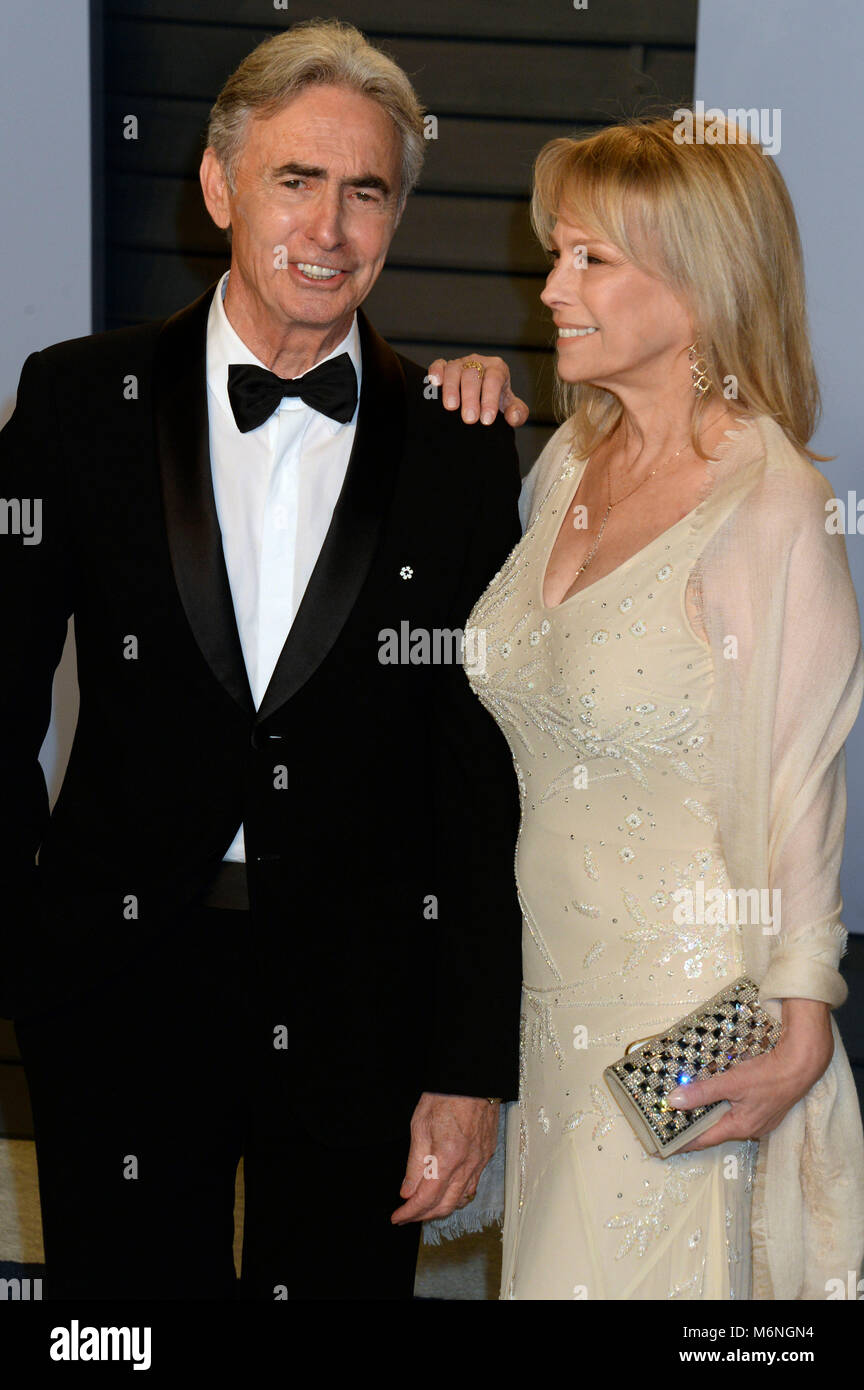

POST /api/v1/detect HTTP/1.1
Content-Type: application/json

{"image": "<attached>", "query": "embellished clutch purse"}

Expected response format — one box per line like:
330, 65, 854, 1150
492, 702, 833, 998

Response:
603, 977, 782, 1157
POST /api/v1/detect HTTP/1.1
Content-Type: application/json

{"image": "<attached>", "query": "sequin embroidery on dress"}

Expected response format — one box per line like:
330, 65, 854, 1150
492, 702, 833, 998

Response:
466, 429, 757, 1301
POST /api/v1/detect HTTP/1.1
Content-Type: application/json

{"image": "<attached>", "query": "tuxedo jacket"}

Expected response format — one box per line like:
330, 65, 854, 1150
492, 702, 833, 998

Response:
0, 283, 524, 1143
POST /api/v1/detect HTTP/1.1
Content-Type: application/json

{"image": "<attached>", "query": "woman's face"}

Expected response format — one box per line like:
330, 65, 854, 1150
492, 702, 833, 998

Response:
539, 214, 695, 393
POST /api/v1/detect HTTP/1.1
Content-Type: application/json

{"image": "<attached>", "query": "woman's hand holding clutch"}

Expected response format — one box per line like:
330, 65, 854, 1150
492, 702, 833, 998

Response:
426, 353, 529, 427
669, 997, 835, 1152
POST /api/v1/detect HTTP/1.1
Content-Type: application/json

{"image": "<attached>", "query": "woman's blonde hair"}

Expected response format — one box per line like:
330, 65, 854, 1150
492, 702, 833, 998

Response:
531, 115, 823, 459
207, 19, 425, 206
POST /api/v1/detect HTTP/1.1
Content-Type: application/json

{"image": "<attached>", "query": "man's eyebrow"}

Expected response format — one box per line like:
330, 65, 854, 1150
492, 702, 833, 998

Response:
270, 162, 391, 196
345, 172, 392, 195
271, 162, 326, 180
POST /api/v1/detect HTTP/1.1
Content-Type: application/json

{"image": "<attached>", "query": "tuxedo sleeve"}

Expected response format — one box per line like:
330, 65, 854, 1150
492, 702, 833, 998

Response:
423, 418, 524, 1098
0, 351, 74, 1018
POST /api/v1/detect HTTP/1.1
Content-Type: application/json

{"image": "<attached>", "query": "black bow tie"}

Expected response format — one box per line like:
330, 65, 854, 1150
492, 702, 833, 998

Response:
227, 354, 358, 433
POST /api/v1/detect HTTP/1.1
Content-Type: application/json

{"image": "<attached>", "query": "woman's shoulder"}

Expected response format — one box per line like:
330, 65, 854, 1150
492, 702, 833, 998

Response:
715, 412, 836, 530
518, 420, 579, 531
698, 413, 855, 597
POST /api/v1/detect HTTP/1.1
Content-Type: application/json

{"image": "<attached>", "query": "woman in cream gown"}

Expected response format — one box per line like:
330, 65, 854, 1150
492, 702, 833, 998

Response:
430, 114, 864, 1300
469, 413, 764, 1300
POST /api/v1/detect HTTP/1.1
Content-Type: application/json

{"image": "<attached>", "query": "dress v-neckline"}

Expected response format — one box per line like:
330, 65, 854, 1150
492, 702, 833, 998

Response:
538, 453, 709, 613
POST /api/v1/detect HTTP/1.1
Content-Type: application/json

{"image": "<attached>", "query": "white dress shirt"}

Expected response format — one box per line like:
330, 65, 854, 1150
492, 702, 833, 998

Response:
206, 270, 362, 862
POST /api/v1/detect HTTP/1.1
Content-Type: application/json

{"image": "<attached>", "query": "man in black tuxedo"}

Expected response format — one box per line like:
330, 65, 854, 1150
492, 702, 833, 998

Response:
0, 22, 525, 1300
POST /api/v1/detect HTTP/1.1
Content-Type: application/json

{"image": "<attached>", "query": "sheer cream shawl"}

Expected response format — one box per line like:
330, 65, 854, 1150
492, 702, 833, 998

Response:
517, 412, 864, 1299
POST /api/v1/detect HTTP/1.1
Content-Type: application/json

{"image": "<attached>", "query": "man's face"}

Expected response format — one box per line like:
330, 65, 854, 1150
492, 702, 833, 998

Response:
202, 83, 404, 342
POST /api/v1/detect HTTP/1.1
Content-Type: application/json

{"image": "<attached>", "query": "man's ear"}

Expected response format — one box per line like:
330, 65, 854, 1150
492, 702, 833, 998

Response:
200, 147, 232, 231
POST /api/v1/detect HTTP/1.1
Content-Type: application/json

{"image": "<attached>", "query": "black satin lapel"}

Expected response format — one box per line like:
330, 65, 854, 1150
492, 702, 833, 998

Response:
256, 311, 405, 723
154, 283, 255, 716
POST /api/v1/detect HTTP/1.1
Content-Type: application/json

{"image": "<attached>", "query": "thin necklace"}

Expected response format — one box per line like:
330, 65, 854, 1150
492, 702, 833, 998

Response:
572, 438, 690, 580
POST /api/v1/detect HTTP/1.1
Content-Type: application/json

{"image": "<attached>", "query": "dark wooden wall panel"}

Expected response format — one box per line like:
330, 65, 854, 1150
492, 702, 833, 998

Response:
112, 0, 698, 45
106, 97, 606, 195
100, 1, 697, 463
108, 24, 687, 115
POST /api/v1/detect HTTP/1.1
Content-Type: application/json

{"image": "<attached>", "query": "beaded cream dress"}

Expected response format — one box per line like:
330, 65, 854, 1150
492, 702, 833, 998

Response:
466, 423, 760, 1301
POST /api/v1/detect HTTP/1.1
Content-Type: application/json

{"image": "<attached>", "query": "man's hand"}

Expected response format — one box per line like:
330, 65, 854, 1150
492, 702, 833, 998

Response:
427, 355, 529, 428
390, 1092, 500, 1224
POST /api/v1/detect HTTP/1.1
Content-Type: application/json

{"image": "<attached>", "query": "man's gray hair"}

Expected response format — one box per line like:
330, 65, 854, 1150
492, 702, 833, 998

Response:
206, 19, 426, 205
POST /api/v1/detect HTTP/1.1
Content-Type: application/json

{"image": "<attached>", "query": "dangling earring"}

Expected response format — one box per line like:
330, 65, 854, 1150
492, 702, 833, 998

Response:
688, 339, 712, 397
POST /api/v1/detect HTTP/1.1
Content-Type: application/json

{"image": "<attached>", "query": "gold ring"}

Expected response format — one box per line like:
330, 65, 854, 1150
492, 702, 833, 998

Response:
461, 358, 485, 379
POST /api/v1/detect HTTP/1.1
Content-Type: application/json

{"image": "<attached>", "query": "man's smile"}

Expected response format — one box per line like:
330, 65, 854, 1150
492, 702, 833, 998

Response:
291, 261, 349, 285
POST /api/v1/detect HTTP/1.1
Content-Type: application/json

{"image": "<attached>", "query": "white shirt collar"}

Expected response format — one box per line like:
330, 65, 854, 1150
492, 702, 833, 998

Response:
206, 269, 362, 435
